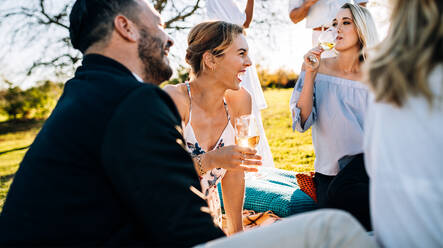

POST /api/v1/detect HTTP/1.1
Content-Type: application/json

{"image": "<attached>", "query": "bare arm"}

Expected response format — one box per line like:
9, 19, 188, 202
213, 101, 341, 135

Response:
221, 170, 245, 235
243, 0, 254, 28
289, 0, 318, 24
219, 88, 251, 235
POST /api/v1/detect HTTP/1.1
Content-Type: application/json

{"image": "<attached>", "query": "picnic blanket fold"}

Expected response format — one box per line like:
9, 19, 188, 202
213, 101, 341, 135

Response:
218, 168, 317, 217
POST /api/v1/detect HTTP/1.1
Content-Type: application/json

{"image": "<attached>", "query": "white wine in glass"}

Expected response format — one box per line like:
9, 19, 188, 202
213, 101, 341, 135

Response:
236, 135, 260, 149
235, 115, 265, 179
318, 27, 337, 50
319, 41, 336, 50
308, 27, 338, 65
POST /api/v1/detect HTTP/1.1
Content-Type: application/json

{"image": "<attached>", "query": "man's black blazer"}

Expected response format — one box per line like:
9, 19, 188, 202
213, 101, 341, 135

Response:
0, 54, 224, 246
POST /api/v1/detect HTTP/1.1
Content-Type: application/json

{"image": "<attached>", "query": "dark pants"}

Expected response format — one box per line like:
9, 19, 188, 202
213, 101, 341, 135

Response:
314, 154, 372, 231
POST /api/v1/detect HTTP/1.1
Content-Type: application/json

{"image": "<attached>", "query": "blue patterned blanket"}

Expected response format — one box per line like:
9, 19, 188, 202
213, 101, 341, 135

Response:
218, 167, 317, 217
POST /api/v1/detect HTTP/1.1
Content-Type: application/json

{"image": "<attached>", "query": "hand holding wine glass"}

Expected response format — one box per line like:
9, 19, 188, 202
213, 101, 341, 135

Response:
235, 115, 265, 179
307, 27, 338, 67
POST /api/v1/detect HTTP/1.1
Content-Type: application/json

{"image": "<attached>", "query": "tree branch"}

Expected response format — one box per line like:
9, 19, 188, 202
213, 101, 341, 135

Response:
27, 53, 81, 76
153, 0, 168, 13
165, 0, 202, 28
37, 0, 69, 30
0, 0, 206, 83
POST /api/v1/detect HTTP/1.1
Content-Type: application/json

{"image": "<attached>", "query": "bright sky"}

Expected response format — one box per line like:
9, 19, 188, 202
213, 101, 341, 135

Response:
243, 0, 390, 72
167, 0, 390, 79
0, 0, 391, 89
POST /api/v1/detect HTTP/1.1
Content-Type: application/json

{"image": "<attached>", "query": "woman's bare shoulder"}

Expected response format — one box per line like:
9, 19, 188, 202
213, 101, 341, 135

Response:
225, 87, 252, 118
163, 84, 188, 101
162, 83, 189, 119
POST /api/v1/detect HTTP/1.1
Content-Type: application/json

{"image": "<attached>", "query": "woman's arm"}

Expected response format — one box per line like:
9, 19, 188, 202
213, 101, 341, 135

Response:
297, 72, 316, 126
221, 170, 245, 235
220, 88, 251, 235
354, 0, 368, 7
195, 145, 261, 177
296, 47, 323, 126
243, 0, 254, 28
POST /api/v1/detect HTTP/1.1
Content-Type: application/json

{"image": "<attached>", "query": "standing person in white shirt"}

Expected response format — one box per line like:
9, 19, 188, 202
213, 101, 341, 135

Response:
364, 0, 443, 247
206, 0, 275, 168
289, 0, 368, 58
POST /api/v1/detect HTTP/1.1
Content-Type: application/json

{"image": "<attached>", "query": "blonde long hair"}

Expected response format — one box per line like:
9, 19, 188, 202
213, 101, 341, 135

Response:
341, 3, 379, 61
365, 0, 443, 107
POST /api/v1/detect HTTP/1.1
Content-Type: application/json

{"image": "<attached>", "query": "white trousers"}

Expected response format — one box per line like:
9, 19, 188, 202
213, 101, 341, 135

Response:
196, 209, 378, 248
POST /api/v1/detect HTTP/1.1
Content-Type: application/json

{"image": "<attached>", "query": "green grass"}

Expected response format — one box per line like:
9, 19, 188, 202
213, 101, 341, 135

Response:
262, 89, 315, 172
0, 120, 45, 211
0, 89, 314, 212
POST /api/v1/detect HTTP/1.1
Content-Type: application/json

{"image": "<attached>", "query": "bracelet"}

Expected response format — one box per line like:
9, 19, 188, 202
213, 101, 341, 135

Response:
195, 154, 205, 176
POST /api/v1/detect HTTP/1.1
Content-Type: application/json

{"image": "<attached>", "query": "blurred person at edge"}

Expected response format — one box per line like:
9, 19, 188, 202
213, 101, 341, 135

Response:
364, 0, 443, 246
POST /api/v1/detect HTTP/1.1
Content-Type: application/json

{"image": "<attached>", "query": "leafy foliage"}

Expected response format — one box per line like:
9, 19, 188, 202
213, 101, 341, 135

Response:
256, 65, 299, 88
165, 66, 190, 85
0, 81, 63, 120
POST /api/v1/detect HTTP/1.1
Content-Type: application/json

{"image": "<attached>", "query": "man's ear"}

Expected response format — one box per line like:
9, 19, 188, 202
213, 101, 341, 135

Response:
113, 15, 138, 42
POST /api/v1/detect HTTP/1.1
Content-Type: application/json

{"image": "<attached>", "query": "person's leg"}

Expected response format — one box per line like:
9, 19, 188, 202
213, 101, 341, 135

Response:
326, 154, 372, 230
196, 209, 377, 248
314, 172, 335, 207
221, 171, 245, 235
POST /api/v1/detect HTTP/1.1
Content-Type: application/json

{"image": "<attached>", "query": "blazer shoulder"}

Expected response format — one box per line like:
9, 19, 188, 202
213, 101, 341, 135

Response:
121, 84, 182, 123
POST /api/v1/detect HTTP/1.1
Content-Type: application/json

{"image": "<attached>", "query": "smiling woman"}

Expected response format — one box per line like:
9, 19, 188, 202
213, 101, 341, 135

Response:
163, 21, 261, 235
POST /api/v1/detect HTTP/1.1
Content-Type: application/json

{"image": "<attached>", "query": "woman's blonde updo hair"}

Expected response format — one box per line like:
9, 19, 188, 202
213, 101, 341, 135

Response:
186, 21, 244, 77
365, 0, 443, 107
341, 3, 379, 61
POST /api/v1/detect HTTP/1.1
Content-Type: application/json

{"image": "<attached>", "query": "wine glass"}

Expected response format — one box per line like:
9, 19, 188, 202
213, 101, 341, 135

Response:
234, 115, 265, 179
308, 27, 338, 66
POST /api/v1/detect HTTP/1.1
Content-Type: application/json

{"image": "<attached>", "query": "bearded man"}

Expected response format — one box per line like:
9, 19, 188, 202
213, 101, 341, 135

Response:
0, 0, 224, 246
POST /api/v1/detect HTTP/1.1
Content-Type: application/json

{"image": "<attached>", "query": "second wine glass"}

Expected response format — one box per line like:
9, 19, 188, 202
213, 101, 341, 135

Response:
234, 115, 265, 179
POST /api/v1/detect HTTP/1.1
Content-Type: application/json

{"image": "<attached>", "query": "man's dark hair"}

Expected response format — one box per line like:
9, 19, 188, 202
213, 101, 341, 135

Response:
69, 0, 140, 53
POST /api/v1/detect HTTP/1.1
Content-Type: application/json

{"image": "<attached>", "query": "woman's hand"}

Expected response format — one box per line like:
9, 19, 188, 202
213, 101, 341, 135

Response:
203, 145, 262, 173
303, 46, 324, 73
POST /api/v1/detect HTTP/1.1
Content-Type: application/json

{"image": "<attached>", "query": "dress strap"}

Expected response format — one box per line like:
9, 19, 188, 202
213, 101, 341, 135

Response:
185, 82, 192, 123
223, 98, 230, 122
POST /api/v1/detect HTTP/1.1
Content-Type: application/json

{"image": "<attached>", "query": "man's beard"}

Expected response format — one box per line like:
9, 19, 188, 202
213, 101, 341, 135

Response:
137, 28, 173, 84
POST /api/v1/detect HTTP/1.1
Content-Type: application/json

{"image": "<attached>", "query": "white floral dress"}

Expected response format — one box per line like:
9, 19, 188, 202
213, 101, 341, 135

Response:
182, 82, 236, 225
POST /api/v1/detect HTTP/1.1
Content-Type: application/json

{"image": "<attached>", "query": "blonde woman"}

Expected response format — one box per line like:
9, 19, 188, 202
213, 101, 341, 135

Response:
290, 3, 378, 230
364, 0, 443, 246
164, 21, 261, 235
